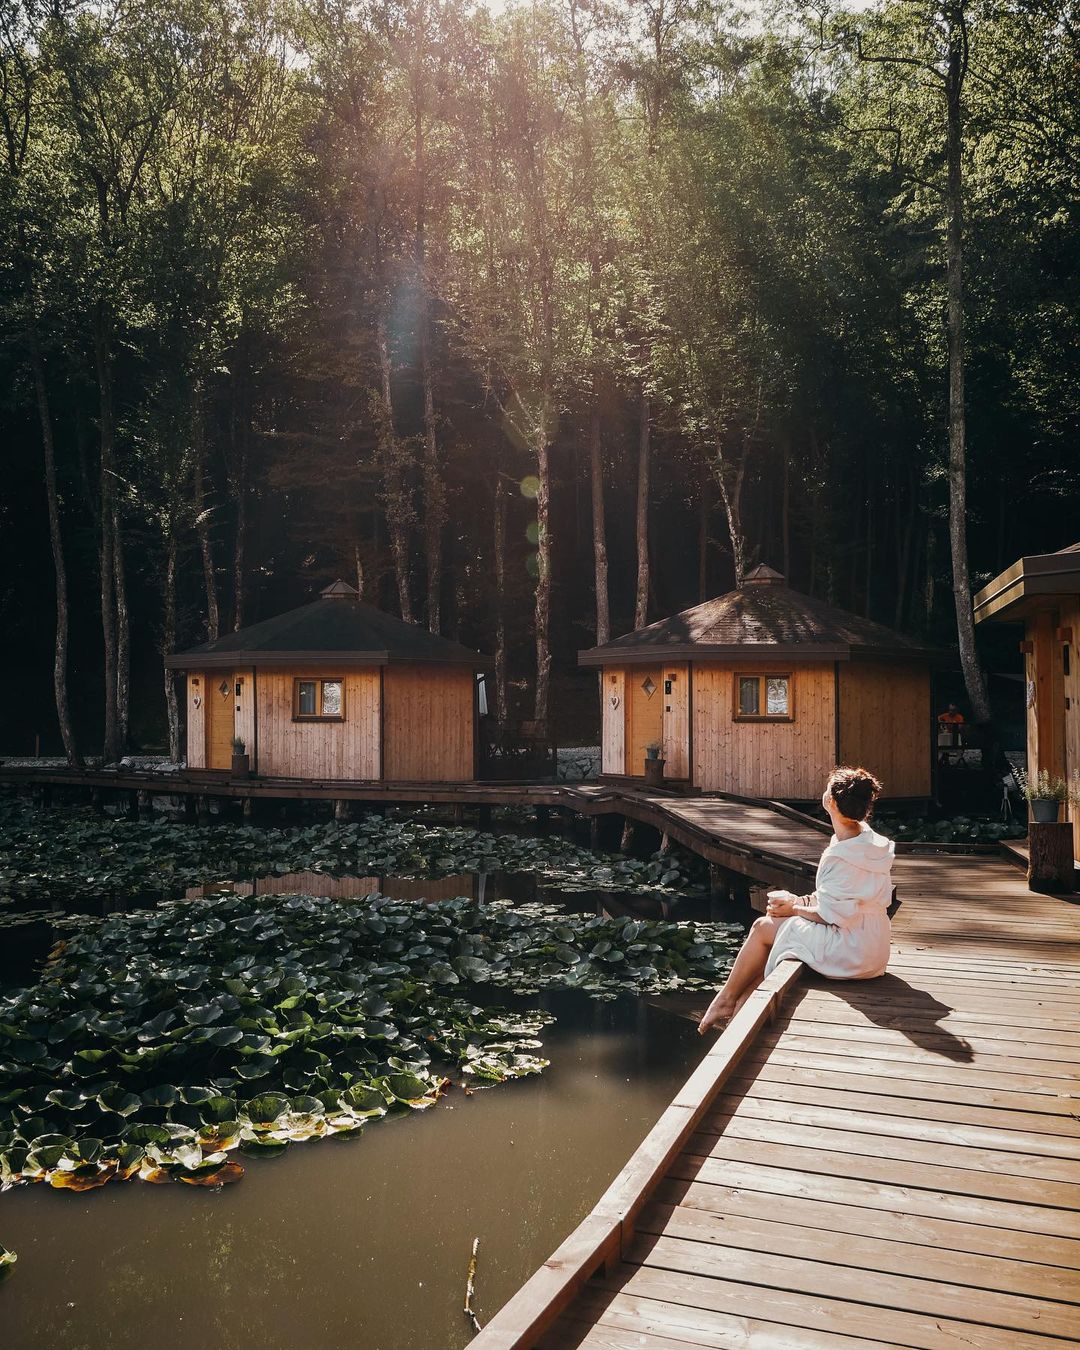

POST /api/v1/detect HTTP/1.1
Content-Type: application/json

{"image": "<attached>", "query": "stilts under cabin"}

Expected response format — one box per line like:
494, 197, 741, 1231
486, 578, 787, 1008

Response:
165, 581, 488, 782
579, 565, 944, 803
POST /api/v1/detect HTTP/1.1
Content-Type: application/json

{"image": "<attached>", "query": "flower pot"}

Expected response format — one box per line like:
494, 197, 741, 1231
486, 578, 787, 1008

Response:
644, 757, 666, 788
231, 753, 251, 778
1030, 798, 1061, 824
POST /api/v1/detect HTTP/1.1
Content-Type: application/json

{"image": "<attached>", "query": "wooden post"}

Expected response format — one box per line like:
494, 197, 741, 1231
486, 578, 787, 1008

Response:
476, 804, 493, 830
620, 817, 635, 852
1027, 822, 1075, 894
126, 790, 139, 820
137, 790, 153, 819
453, 803, 465, 826
334, 799, 351, 823
184, 794, 197, 824
589, 816, 601, 850
659, 830, 672, 855
196, 795, 211, 825
243, 797, 254, 822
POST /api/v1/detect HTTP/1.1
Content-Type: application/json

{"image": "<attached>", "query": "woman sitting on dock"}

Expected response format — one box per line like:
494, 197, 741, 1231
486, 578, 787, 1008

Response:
698, 766, 895, 1034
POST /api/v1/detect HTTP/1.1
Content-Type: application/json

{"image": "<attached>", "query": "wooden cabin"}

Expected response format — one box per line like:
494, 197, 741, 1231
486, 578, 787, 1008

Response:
165, 581, 487, 782
974, 542, 1080, 862
579, 565, 942, 802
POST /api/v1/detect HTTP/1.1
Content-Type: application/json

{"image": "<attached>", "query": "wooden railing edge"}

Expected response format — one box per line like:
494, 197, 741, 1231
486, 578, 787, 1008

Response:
468, 958, 805, 1349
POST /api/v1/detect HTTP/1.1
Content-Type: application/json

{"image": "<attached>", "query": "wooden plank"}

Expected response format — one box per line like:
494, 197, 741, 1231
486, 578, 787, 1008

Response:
655, 1172, 1080, 1270
725, 1071, 1080, 1138
690, 1133, 1080, 1225
628, 1235, 1080, 1344
541, 1289, 904, 1350
636, 1199, 1080, 1305
593, 1263, 1075, 1350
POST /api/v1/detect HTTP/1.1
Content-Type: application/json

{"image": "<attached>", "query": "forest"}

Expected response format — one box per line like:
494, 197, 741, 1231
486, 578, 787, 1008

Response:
1, 0, 1077, 757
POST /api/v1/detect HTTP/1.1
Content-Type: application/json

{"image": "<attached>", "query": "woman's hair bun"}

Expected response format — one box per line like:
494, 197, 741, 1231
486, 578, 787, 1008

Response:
827, 766, 883, 822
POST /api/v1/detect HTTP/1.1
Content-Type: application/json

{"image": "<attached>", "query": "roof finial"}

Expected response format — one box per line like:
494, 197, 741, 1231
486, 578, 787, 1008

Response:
743, 564, 786, 586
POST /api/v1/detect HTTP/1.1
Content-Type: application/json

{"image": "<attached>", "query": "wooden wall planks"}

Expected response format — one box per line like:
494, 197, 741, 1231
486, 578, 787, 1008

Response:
186, 674, 208, 768
383, 665, 474, 781
692, 662, 835, 798
255, 666, 380, 781
601, 669, 626, 776
661, 663, 691, 780
839, 661, 931, 797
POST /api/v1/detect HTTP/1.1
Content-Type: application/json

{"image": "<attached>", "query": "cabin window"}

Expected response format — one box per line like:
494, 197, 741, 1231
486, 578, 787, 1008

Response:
734, 674, 792, 722
293, 678, 345, 721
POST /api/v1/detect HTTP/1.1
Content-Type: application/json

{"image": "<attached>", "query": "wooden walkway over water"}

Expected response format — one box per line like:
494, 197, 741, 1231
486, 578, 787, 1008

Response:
473, 844, 1080, 1346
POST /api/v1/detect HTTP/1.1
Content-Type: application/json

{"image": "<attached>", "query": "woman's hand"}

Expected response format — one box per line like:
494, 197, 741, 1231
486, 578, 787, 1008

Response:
765, 890, 797, 918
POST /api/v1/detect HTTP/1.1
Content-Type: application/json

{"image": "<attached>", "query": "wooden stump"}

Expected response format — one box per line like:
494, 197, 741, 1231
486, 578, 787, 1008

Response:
1027, 822, 1076, 894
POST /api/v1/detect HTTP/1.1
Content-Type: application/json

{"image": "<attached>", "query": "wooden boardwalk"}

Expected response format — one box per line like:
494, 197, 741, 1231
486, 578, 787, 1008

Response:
473, 849, 1080, 1348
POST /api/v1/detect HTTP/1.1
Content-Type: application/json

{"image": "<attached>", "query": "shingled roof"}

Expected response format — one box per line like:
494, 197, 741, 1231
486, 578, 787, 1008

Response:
165, 582, 488, 669
579, 566, 946, 666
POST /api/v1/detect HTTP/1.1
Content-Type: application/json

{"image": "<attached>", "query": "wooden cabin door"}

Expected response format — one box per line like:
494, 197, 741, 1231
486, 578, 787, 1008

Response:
626, 667, 663, 777
207, 673, 236, 770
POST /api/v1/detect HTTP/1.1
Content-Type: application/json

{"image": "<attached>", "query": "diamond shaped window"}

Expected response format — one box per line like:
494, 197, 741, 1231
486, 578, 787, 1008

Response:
218, 679, 230, 698
641, 676, 657, 698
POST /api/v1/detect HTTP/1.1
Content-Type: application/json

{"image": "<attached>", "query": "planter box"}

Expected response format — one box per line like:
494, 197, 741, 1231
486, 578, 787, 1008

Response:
1030, 799, 1061, 824
231, 753, 251, 777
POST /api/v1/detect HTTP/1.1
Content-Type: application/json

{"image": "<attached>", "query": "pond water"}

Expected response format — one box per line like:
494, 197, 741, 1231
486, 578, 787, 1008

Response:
1, 988, 707, 1350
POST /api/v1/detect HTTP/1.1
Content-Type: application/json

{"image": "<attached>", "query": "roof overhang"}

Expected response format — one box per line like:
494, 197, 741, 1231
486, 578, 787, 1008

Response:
578, 643, 947, 667
973, 548, 1080, 625
165, 651, 491, 671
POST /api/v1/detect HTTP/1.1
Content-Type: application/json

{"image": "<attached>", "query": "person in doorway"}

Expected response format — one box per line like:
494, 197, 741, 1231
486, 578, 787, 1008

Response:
697, 766, 894, 1034
937, 702, 966, 766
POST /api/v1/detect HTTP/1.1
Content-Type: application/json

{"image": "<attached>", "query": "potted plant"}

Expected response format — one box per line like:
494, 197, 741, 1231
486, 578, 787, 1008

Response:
643, 742, 665, 787
1015, 767, 1068, 823
231, 737, 250, 777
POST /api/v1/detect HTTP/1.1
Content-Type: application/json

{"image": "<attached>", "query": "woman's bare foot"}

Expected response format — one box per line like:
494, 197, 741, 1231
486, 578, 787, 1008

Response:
697, 993, 737, 1035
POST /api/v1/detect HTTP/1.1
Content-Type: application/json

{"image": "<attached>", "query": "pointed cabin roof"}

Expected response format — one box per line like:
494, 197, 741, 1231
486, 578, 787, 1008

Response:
974, 541, 1080, 624
166, 582, 489, 669
579, 569, 946, 666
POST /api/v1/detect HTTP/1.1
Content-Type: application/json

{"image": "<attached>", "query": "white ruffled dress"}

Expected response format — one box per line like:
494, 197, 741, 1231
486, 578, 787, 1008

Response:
764, 823, 895, 980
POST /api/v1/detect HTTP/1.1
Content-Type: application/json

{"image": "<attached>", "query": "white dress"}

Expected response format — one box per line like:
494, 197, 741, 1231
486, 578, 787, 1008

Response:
764, 823, 895, 980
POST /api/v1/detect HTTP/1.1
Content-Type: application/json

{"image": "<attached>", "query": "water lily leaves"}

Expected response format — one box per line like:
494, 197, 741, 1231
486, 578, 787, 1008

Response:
176, 1160, 243, 1186
98, 1087, 142, 1117
121, 1122, 171, 1147
340, 1085, 387, 1119
383, 1073, 443, 1108
184, 1003, 224, 1027
243, 1094, 289, 1126
0, 1245, 16, 1272
141, 1085, 178, 1109
206, 1025, 244, 1048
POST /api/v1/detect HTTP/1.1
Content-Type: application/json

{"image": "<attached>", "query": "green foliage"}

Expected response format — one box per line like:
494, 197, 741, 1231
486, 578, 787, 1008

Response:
878, 813, 1025, 845
0, 799, 704, 905
0, 886, 738, 1192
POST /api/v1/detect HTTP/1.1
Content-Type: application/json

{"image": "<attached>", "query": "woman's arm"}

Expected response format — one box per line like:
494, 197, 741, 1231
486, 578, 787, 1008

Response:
765, 891, 828, 924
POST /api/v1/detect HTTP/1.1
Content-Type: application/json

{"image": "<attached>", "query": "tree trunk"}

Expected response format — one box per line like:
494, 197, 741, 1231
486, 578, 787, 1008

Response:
781, 436, 791, 580
698, 462, 710, 602
192, 378, 220, 640
230, 364, 248, 631
713, 440, 747, 586
533, 411, 553, 730
375, 312, 414, 622
588, 392, 609, 648
30, 335, 81, 766
113, 519, 130, 752
493, 473, 509, 726
163, 526, 181, 762
93, 306, 120, 763
420, 315, 444, 633
634, 382, 650, 629
945, 5, 992, 723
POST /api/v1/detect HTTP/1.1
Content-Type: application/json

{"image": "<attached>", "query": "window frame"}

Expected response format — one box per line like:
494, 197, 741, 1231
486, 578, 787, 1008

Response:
732, 672, 794, 723
292, 677, 346, 723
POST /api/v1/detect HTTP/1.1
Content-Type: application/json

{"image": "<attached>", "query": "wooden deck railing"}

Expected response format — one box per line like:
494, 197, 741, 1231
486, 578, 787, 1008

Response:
468, 958, 805, 1349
